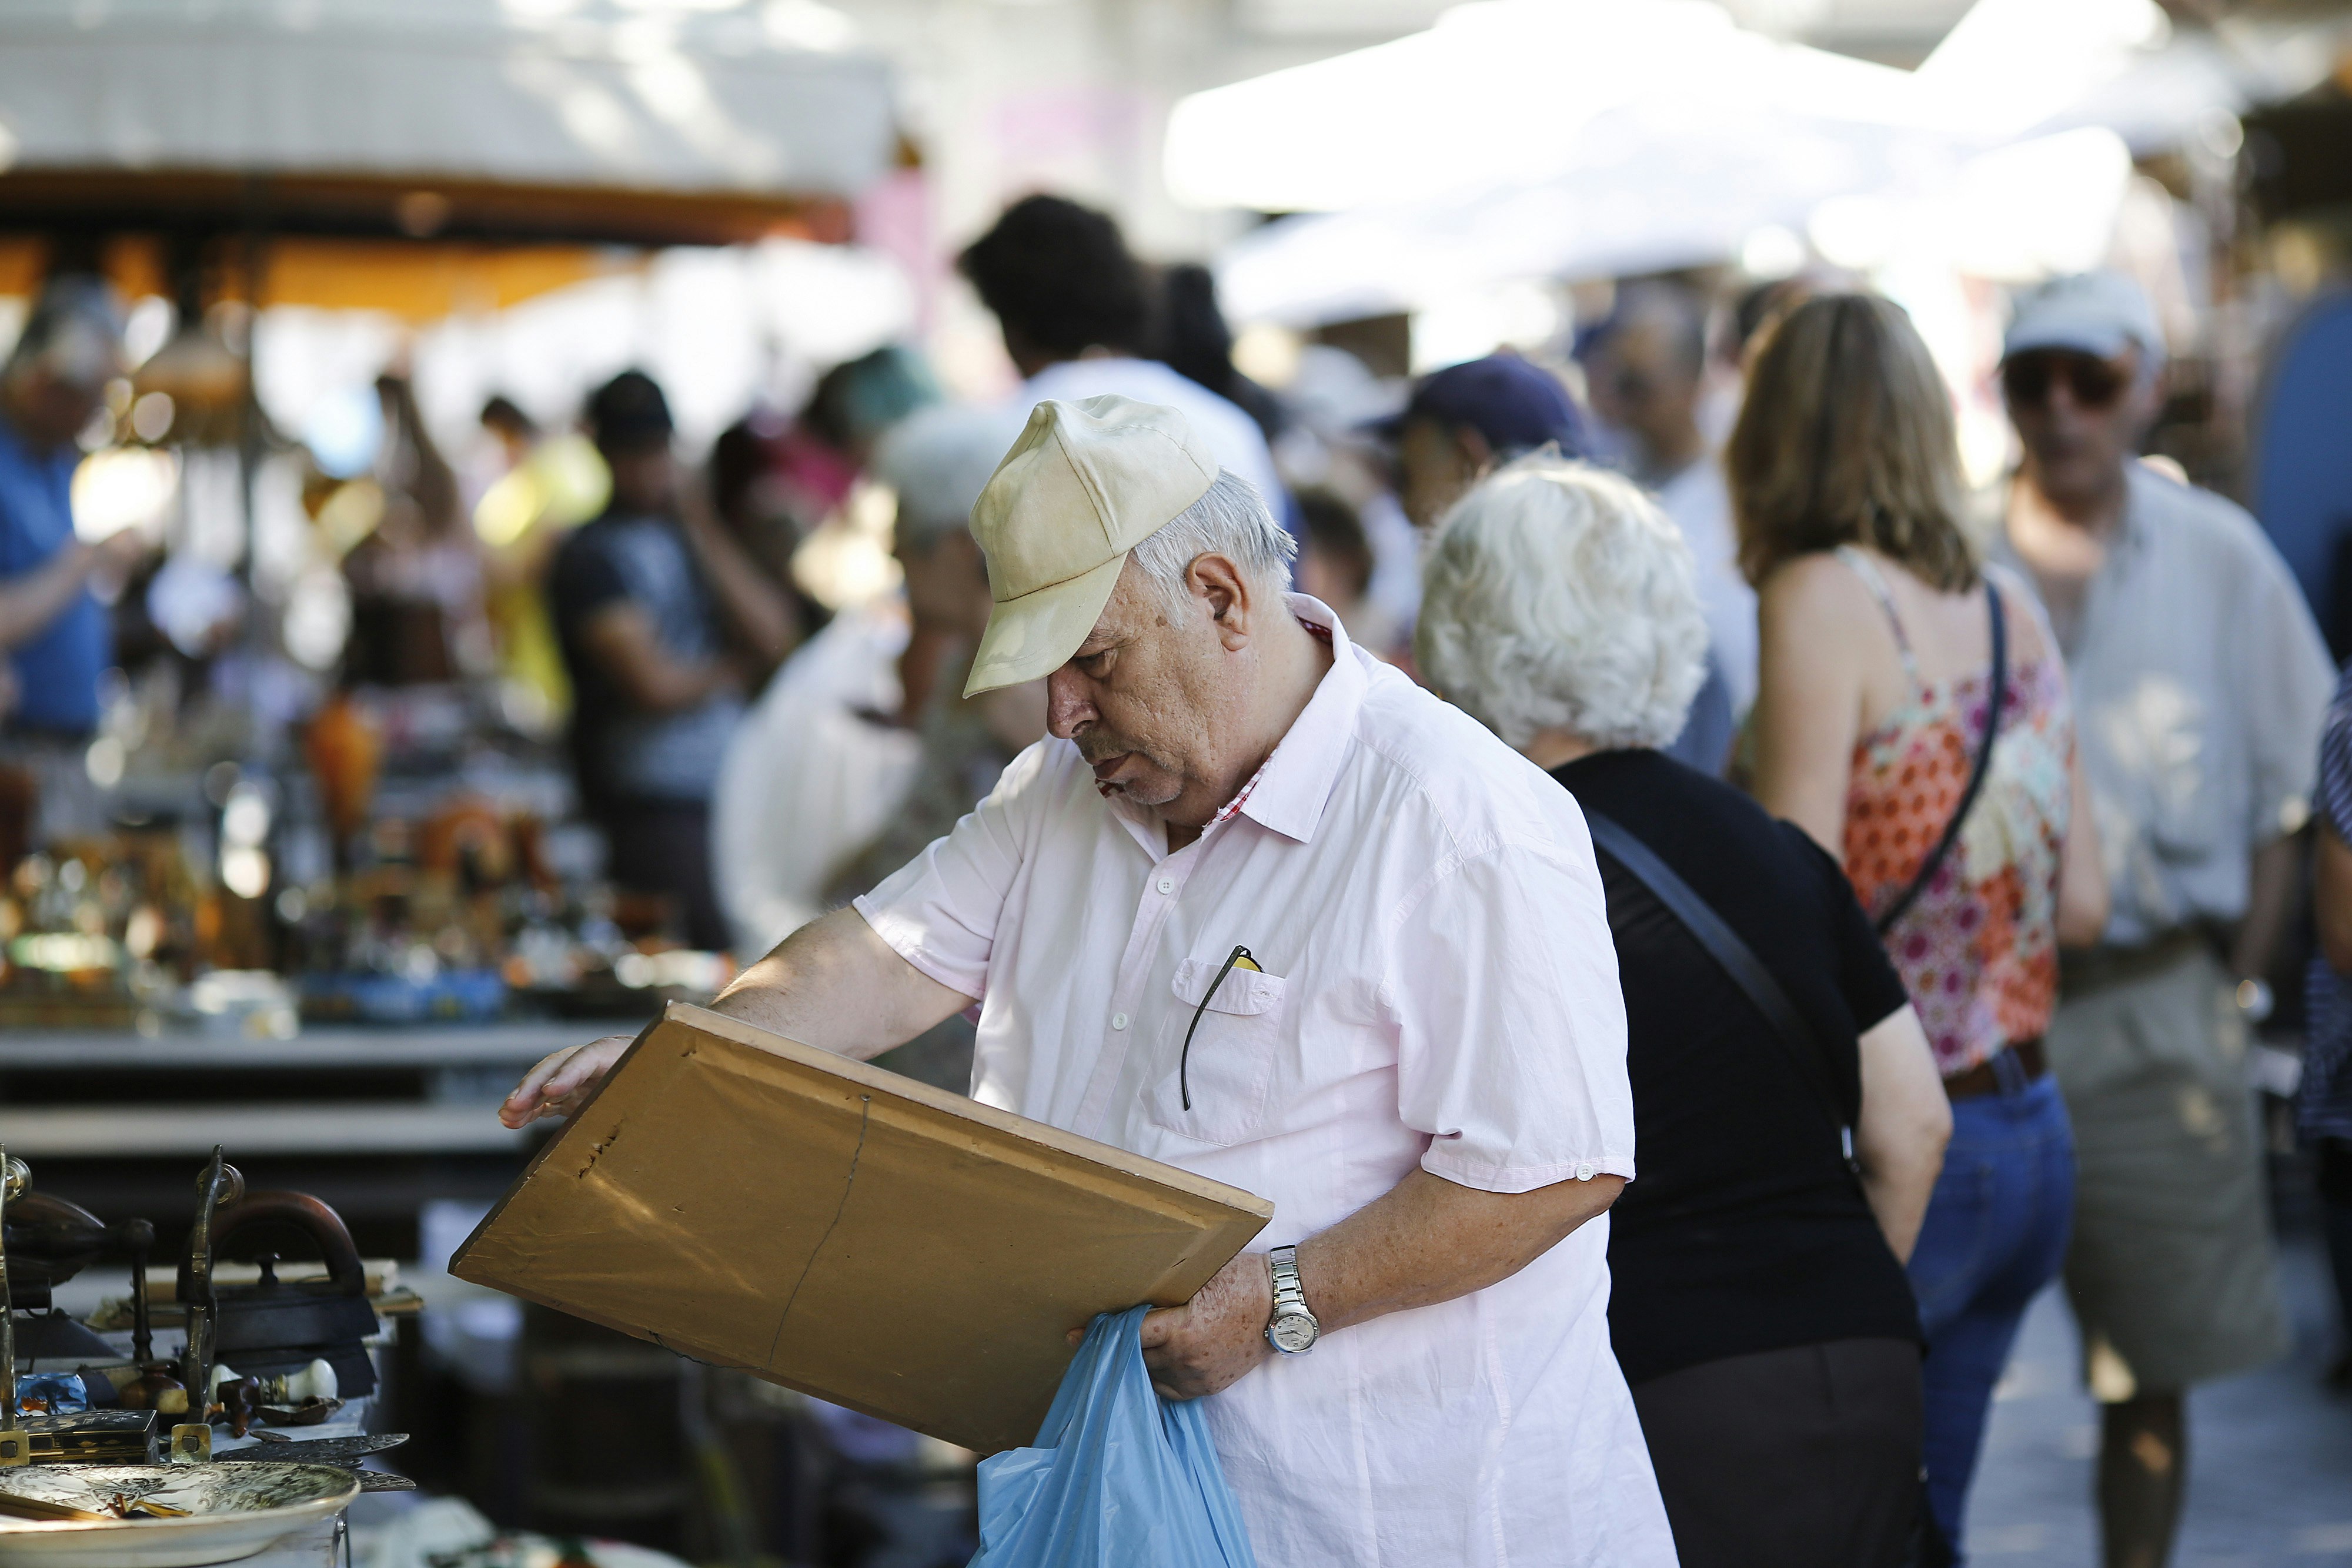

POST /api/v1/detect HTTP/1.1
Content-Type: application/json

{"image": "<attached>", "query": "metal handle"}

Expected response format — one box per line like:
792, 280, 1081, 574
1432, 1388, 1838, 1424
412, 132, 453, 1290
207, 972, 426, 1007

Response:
175, 1146, 242, 1459
0, 1146, 22, 1465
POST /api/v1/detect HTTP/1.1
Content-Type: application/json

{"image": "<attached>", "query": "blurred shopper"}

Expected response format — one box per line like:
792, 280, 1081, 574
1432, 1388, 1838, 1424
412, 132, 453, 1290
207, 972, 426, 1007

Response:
827, 404, 1043, 904
819, 405, 1039, 1096
1291, 488, 1398, 659
0, 278, 142, 730
2305, 663, 2352, 1389
1986, 272, 2330, 1568
958, 195, 1285, 517
343, 373, 487, 686
471, 394, 611, 733
1734, 293, 2106, 1563
0, 276, 143, 843
1393, 353, 1730, 768
1147, 262, 1285, 443
801, 344, 941, 473
1388, 353, 1586, 531
550, 370, 796, 950
1583, 282, 1758, 732
1418, 454, 1950, 1567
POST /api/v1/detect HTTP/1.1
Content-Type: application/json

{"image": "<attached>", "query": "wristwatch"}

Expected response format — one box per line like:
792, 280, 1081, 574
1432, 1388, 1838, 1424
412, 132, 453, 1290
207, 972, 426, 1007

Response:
1264, 1245, 1320, 1356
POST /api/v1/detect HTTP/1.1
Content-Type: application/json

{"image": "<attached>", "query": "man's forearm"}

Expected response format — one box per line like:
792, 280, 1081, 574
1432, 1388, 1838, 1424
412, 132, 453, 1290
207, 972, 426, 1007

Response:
0, 543, 96, 650
1297, 1167, 1623, 1333
710, 907, 973, 1059
679, 490, 797, 666
1138, 1163, 1624, 1400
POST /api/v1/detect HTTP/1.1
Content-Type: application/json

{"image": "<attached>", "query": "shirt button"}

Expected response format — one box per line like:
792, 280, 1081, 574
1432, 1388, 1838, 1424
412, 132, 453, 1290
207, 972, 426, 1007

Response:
1111, 1012, 1130, 1031
1575, 1162, 1598, 1181
1155, 877, 1175, 895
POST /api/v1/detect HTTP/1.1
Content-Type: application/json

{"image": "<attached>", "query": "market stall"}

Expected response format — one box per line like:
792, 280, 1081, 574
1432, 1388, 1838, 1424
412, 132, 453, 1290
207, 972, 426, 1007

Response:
0, 6, 918, 1557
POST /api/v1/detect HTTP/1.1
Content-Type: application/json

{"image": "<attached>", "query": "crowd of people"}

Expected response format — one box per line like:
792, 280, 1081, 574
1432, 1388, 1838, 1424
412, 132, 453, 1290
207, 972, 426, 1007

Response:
6, 185, 2349, 1568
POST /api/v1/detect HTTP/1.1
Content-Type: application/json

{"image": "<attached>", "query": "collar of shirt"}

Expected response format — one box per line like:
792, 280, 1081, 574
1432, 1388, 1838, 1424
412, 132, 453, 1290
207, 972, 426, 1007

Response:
1994, 464, 2157, 566
1107, 594, 1364, 855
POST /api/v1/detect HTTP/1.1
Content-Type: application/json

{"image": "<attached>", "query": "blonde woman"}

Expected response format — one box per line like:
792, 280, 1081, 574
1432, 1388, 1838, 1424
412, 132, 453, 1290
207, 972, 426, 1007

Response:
1418, 454, 1951, 1567
1732, 294, 2106, 1562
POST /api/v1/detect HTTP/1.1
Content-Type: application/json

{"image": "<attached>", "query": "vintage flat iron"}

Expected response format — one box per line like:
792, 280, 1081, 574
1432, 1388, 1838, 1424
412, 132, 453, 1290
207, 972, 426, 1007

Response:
179, 1182, 379, 1409
0, 1153, 115, 1365
0, 1151, 159, 1466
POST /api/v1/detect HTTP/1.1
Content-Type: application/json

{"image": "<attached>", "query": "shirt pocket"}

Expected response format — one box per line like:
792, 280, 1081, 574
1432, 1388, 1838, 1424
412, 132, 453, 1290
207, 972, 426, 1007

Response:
1144, 957, 1289, 1148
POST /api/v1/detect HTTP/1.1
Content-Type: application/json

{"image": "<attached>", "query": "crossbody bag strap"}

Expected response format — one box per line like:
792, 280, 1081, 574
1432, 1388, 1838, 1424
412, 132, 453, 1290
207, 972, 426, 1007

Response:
1585, 811, 1860, 1174
1875, 579, 2009, 937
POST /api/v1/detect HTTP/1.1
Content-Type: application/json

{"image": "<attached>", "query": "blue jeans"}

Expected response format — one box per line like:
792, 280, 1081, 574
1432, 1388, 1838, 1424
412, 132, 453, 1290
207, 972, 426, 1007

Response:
1906, 1071, 2075, 1562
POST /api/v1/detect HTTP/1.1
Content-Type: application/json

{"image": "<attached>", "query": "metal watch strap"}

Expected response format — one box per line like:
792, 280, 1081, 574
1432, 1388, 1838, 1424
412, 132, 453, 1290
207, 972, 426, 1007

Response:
1270, 1245, 1307, 1316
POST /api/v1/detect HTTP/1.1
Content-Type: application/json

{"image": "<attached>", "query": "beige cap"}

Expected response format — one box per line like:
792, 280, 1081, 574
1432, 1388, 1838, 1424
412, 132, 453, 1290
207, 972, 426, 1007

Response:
963, 395, 1219, 696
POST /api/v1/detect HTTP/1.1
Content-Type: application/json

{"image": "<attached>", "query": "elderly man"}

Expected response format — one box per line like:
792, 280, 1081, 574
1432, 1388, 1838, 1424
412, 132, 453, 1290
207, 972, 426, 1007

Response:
506, 396, 1674, 1566
1990, 272, 2334, 1568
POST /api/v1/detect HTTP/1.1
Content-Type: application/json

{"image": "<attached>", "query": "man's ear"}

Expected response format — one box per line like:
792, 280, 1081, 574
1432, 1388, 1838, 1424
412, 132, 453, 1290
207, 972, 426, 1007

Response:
1187, 553, 1254, 650
1457, 424, 1496, 479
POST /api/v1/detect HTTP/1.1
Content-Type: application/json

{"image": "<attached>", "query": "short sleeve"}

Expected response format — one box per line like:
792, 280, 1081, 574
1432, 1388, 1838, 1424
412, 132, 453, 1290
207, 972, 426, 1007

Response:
1786, 823, 1911, 1033
851, 742, 1047, 1002
550, 531, 630, 630
2317, 664, 2352, 843
1382, 839, 1636, 1193
2240, 540, 2336, 844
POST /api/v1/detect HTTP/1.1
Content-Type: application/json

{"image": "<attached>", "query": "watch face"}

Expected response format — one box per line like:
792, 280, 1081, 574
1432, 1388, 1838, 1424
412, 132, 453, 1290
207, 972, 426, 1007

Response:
1269, 1313, 1318, 1354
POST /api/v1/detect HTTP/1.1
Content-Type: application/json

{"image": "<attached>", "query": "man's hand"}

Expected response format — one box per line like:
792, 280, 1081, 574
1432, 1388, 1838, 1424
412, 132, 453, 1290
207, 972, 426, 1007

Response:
1138, 1251, 1274, 1401
500, 1035, 633, 1128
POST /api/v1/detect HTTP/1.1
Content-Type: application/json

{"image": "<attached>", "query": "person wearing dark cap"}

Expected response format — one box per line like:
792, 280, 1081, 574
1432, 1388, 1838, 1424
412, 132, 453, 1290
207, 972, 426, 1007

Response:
549, 369, 797, 950
1391, 353, 1731, 769
1388, 353, 1586, 534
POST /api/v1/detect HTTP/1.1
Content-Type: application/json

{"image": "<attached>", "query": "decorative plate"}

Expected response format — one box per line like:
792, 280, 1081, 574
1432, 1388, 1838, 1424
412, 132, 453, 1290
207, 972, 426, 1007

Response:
0, 1463, 359, 1568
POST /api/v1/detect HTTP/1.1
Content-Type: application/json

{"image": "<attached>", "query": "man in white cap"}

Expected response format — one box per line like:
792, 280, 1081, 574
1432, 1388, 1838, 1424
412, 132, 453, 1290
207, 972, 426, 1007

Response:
1990, 272, 2333, 1567
506, 395, 1674, 1566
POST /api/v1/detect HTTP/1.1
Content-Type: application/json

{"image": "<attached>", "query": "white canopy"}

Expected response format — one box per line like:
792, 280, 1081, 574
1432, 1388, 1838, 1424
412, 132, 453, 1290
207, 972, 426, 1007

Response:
1181, 0, 2268, 327
0, 0, 896, 200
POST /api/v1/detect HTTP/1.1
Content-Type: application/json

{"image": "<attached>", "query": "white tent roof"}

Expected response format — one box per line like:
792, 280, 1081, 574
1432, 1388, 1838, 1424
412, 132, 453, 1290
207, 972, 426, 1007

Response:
1182, 0, 2271, 326
1165, 0, 1945, 217
0, 0, 896, 199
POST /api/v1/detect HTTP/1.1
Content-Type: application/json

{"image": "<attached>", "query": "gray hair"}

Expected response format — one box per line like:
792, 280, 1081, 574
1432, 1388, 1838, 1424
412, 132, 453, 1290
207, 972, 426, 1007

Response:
1128, 470, 1297, 620
1415, 454, 1707, 751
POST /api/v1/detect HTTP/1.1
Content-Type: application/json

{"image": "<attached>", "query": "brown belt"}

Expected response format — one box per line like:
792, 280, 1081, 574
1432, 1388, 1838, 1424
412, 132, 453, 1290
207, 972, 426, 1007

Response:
1943, 1037, 2047, 1101
2057, 927, 2215, 998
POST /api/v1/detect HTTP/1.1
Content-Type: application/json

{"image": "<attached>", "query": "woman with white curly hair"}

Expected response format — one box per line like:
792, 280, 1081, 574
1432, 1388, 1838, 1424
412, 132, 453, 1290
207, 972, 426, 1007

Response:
1417, 454, 1953, 1568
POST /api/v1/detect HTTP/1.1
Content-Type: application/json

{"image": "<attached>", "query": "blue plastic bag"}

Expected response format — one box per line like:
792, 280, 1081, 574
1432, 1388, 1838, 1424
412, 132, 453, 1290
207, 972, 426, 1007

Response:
969, 1305, 1258, 1568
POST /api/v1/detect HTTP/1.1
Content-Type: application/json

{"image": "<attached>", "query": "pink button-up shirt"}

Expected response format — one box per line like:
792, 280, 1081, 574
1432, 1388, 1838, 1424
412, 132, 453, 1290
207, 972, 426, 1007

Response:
856, 599, 1673, 1567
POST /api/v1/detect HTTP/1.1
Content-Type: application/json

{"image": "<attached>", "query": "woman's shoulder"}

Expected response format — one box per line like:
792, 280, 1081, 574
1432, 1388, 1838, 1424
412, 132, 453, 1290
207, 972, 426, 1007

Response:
1755, 549, 1890, 638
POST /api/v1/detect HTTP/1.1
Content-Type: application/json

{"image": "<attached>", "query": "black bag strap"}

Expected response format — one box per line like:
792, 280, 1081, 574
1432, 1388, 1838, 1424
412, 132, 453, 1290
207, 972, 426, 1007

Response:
1875, 579, 2008, 935
1586, 810, 1860, 1174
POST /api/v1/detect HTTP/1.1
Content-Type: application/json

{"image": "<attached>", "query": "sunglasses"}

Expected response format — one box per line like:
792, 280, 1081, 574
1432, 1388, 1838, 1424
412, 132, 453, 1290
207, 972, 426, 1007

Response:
2002, 350, 2130, 411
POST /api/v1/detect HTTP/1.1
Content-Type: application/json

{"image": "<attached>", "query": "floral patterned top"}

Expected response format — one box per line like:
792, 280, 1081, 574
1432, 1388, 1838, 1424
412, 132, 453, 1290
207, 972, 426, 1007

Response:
1837, 548, 2076, 1076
